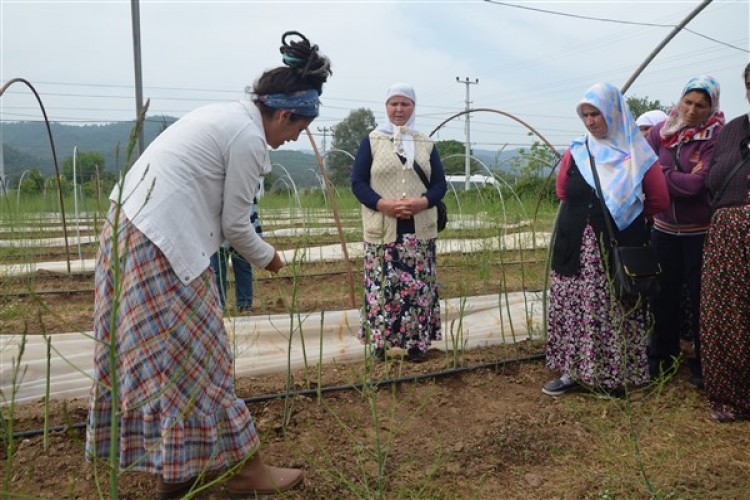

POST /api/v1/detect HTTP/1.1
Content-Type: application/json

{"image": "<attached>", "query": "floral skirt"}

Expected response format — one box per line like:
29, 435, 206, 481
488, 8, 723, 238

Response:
546, 225, 649, 389
86, 205, 259, 483
359, 234, 441, 352
700, 206, 750, 415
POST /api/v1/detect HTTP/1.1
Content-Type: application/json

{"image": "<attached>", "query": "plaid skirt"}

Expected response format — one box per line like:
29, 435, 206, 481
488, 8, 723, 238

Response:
85, 205, 259, 482
359, 234, 441, 351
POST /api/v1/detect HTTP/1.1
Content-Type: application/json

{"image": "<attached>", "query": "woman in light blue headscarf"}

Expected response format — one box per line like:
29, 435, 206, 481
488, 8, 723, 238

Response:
351, 83, 447, 363
543, 82, 669, 397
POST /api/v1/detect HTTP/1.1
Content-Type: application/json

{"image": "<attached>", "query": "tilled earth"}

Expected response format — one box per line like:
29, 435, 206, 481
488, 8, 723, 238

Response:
2, 248, 749, 498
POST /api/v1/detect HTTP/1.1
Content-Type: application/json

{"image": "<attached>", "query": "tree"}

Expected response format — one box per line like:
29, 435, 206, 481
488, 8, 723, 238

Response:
626, 95, 671, 120
19, 169, 45, 195
434, 139, 484, 176
508, 135, 559, 199
328, 108, 376, 185
62, 151, 106, 184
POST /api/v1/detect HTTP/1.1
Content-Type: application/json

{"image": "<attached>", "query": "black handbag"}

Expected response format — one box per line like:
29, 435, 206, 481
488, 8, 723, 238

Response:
413, 161, 447, 232
586, 141, 661, 299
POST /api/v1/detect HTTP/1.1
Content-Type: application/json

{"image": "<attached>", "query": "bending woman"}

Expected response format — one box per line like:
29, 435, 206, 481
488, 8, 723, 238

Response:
351, 83, 447, 363
701, 63, 750, 422
86, 32, 331, 498
544, 82, 669, 397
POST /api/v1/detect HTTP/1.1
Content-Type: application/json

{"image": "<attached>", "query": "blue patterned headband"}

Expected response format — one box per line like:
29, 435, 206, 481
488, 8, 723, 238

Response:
257, 89, 320, 117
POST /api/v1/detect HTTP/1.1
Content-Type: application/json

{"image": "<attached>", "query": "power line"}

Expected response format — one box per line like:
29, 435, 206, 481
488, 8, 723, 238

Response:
484, 0, 749, 53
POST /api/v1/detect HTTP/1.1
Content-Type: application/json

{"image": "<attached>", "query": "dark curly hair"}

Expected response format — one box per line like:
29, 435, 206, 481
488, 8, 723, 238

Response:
251, 31, 332, 118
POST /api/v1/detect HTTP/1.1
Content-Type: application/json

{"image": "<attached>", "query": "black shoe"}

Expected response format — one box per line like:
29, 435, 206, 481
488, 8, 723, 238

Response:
688, 358, 704, 389
406, 347, 427, 363
593, 387, 626, 400
542, 377, 577, 396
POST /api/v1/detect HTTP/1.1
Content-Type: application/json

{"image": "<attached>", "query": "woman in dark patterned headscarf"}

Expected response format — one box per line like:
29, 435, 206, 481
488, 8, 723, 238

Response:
646, 75, 724, 387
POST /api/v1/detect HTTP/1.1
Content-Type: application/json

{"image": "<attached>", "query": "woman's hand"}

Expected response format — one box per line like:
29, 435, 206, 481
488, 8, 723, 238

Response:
399, 196, 429, 217
377, 197, 429, 219
264, 252, 284, 273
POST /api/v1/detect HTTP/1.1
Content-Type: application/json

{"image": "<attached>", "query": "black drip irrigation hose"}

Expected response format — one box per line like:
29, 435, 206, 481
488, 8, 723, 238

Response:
9, 352, 545, 439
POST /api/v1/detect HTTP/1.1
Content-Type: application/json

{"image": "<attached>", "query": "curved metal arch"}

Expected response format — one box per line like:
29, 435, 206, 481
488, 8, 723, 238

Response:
0, 77, 72, 272
428, 108, 561, 159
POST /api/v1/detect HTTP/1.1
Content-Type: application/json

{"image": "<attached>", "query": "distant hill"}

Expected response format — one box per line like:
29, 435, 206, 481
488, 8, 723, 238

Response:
2, 119, 556, 187
1, 116, 178, 182
3, 118, 328, 188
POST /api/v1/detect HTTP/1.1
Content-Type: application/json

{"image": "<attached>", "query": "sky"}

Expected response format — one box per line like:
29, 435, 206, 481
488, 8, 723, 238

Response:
1, 0, 748, 155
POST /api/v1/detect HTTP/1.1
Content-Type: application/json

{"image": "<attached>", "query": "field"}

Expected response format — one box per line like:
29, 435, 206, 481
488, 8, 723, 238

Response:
1, 191, 749, 499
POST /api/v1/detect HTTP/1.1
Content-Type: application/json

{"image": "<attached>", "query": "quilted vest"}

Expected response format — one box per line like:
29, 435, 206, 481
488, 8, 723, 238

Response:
362, 130, 438, 244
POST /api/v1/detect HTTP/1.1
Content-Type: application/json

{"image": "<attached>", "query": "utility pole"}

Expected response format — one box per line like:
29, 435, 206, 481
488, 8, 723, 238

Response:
456, 77, 479, 191
131, 0, 145, 158
0, 134, 4, 197
317, 125, 335, 152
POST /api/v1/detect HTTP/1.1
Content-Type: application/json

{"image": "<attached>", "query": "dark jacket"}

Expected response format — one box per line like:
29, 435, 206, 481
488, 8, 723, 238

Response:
647, 122, 720, 233
552, 158, 650, 277
706, 115, 750, 211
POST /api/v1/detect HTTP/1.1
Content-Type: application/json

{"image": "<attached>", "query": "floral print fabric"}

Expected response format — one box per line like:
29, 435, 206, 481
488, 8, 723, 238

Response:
546, 225, 650, 389
359, 234, 441, 352
700, 206, 750, 416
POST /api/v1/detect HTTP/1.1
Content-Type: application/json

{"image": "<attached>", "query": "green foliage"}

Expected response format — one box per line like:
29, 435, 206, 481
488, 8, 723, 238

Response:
435, 139, 483, 176
507, 137, 559, 201
507, 175, 556, 201
329, 108, 377, 185
1, 117, 178, 179
2, 145, 44, 183
512, 139, 557, 179
19, 169, 45, 195
435, 139, 464, 157
626, 95, 671, 120
61, 151, 106, 183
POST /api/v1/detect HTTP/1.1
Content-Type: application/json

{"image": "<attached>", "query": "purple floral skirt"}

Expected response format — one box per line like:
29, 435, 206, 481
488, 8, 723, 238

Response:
359, 234, 441, 352
546, 225, 650, 389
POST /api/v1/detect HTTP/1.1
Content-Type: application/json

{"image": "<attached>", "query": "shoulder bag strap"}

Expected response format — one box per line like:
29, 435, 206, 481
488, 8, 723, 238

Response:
669, 146, 686, 172
585, 139, 619, 248
412, 161, 431, 190
711, 155, 750, 208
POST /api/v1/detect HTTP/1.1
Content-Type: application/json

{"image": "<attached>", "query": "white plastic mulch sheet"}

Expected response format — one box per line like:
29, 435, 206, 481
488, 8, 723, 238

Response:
0, 292, 543, 405
0, 232, 550, 277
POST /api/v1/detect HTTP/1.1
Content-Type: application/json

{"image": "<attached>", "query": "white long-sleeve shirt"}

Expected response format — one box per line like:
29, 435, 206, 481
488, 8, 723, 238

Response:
113, 100, 275, 284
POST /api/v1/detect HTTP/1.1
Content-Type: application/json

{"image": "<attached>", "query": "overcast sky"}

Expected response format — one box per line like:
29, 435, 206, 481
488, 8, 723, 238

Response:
1, 0, 748, 153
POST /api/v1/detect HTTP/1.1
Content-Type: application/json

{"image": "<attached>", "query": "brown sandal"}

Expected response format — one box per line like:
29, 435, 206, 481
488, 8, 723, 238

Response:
156, 477, 200, 499
156, 471, 217, 499
226, 453, 304, 495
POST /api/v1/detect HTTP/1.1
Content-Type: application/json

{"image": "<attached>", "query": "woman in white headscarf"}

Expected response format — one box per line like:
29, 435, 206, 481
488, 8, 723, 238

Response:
635, 109, 668, 136
543, 82, 669, 397
351, 83, 447, 363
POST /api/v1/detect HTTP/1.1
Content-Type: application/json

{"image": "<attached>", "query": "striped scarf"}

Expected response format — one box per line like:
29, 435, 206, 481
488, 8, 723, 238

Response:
660, 75, 725, 149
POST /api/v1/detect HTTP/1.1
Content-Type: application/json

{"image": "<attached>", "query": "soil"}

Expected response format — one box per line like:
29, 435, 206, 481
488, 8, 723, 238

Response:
3, 245, 750, 498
